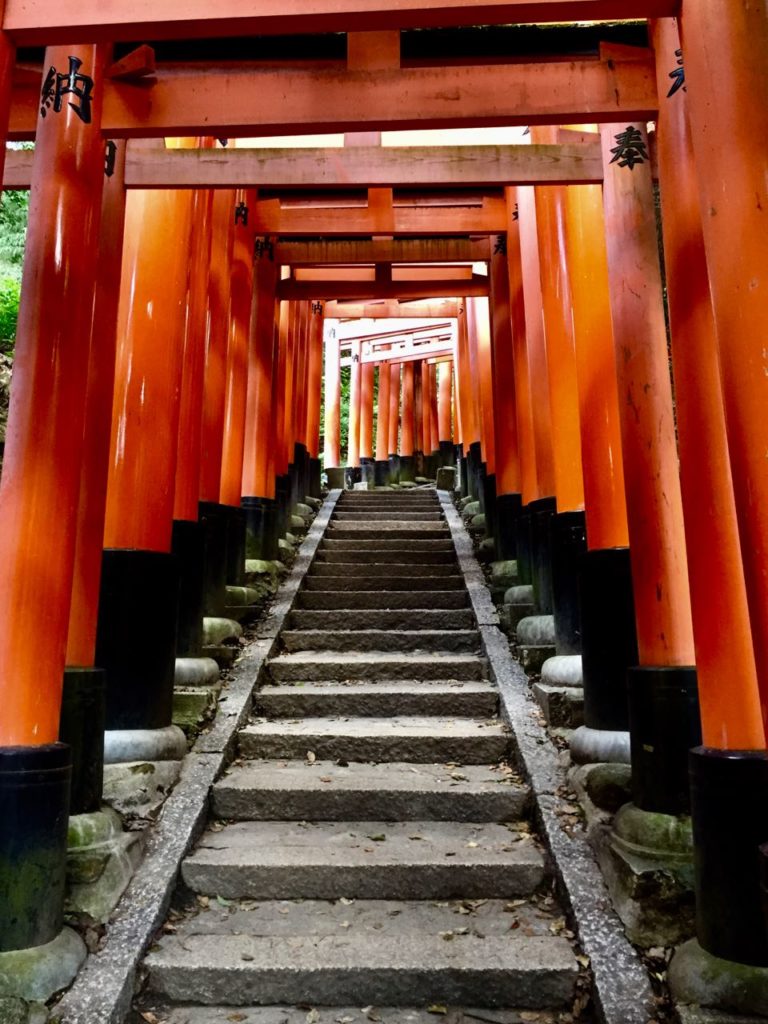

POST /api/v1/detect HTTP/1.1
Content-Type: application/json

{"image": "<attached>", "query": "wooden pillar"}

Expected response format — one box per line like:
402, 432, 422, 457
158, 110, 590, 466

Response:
274, 300, 291, 479
347, 339, 362, 468
293, 301, 310, 461
428, 363, 439, 456
199, 188, 235, 505
413, 361, 424, 458
490, 238, 520, 500
399, 361, 415, 481
0, 44, 108, 746
652, 17, 763, 748
306, 302, 324, 459
323, 321, 341, 468
360, 353, 375, 459
388, 361, 400, 464
242, 238, 279, 500
438, 360, 452, 443
421, 359, 432, 455
66, 141, 127, 671
375, 358, 391, 463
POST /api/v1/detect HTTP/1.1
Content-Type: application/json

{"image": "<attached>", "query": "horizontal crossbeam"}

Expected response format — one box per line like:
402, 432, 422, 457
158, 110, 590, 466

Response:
277, 275, 487, 300
327, 300, 459, 318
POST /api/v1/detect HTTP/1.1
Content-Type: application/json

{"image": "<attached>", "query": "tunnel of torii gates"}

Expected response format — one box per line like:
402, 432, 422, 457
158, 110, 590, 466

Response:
0, 0, 767, 996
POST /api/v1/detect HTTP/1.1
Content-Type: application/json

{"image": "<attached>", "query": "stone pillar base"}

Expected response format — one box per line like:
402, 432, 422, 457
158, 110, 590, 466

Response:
103, 724, 187, 764
0, 928, 86, 1003
570, 725, 631, 765
669, 939, 768, 1016
66, 807, 143, 922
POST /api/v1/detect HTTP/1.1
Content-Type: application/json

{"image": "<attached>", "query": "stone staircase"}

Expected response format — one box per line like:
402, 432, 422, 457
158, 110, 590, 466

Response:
141, 489, 580, 1019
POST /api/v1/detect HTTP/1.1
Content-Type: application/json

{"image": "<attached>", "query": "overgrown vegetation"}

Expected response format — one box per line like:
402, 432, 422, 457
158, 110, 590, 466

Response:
0, 185, 30, 355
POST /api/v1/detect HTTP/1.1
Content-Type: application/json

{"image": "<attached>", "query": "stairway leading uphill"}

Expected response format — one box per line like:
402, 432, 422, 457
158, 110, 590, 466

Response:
142, 489, 581, 1021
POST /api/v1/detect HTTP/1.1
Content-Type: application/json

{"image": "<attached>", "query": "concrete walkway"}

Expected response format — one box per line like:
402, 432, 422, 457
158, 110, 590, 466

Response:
138, 489, 580, 1021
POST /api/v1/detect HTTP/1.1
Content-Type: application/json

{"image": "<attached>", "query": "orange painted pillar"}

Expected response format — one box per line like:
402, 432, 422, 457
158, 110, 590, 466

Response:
490, 237, 522, 561
601, 120, 698, 814
413, 361, 424, 472
388, 361, 401, 481
456, 301, 480, 498
653, 16, 764, 753
199, 188, 235, 506
282, 302, 298, 489
374, 355, 391, 484
305, 301, 324, 498
428, 363, 440, 457
323, 321, 342, 469
399, 360, 416, 482
290, 300, 310, 504
438, 360, 452, 444
347, 339, 362, 475
99, 183, 193, 741
66, 141, 127, 672
0, 45, 108, 751
359, 348, 375, 487
0, 28, 15, 189
272, 299, 291, 535
420, 359, 432, 458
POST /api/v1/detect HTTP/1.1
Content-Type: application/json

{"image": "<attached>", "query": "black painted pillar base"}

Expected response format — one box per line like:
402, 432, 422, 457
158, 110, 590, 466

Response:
439, 440, 455, 467
467, 442, 482, 501
288, 460, 299, 511
691, 747, 768, 966
629, 665, 700, 815
360, 456, 375, 489
344, 466, 361, 489
388, 454, 400, 485
495, 492, 522, 561
325, 466, 345, 490
171, 518, 205, 657
414, 450, 425, 478
275, 474, 290, 539
59, 668, 105, 816
96, 548, 179, 731
529, 496, 557, 615
294, 442, 309, 504
242, 496, 280, 562
399, 455, 415, 483
579, 546, 638, 733
482, 472, 497, 538
550, 510, 587, 655
309, 457, 322, 499
0, 744, 71, 951
224, 504, 246, 586
374, 460, 390, 487
515, 504, 533, 586
199, 501, 229, 616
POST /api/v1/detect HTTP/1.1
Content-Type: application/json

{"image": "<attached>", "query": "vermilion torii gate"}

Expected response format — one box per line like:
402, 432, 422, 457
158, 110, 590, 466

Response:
0, 2, 767, 1011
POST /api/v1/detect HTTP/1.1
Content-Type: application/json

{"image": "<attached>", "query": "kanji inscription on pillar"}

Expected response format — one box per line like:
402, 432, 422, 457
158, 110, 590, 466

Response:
40, 55, 94, 124
667, 49, 686, 98
609, 126, 649, 170
234, 201, 249, 226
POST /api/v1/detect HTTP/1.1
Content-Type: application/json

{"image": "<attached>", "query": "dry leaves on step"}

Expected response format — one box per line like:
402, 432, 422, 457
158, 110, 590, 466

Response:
306, 751, 316, 763
427, 1005, 448, 1015
227, 1015, 248, 1022
306, 1010, 320, 1023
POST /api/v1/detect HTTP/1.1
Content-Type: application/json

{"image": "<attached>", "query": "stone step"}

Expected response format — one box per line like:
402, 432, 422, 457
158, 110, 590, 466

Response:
238, 716, 508, 763
267, 651, 487, 682
332, 512, 444, 522
310, 562, 458, 578
320, 538, 455, 551
280, 629, 481, 654
326, 525, 450, 539
302, 575, 465, 592
288, 608, 476, 630
316, 549, 457, 565
145, 898, 577, 1009
338, 496, 438, 505
295, 591, 470, 610
212, 759, 528, 822
181, 820, 545, 901
254, 680, 497, 718
145, 1006, 574, 1024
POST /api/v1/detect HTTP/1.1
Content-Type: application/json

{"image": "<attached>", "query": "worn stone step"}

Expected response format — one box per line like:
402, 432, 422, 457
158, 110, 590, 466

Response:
316, 549, 457, 565
268, 651, 487, 683
145, 898, 577, 1008
320, 538, 455, 551
182, 820, 545, 900
254, 680, 497, 718
295, 591, 470, 610
145, 1005, 572, 1024
303, 575, 465, 592
212, 759, 527, 822
288, 608, 476, 630
311, 562, 458, 578
326, 525, 450, 539
238, 716, 507, 763
333, 512, 444, 522
280, 629, 481, 654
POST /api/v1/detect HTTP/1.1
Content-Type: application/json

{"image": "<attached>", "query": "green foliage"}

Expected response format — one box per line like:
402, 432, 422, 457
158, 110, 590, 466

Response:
0, 189, 29, 280
0, 277, 20, 353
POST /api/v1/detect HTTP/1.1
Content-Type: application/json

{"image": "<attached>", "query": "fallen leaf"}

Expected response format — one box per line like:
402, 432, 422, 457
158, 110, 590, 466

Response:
367, 834, 386, 842
439, 930, 455, 941
140, 1014, 159, 1024
227, 1015, 247, 1023
466, 841, 478, 848
319, 776, 333, 783
241, 953, 254, 961
339, 897, 355, 906
306, 1010, 320, 1023
306, 751, 316, 763
427, 1005, 448, 1015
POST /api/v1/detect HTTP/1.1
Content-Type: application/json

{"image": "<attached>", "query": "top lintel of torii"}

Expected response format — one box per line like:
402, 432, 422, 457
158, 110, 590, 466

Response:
2, 0, 677, 45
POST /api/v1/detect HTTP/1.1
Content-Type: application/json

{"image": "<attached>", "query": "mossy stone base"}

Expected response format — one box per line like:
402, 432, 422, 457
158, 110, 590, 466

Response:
0, 928, 85, 1002
0, 996, 47, 1024
477, 538, 495, 562
174, 657, 220, 689
173, 684, 221, 734
102, 760, 181, 822
469, 513, 486, 534
202, 617, 242, 646
670, 939, 768, 1016
399, 480, 417, 489
66, 808, 142, 922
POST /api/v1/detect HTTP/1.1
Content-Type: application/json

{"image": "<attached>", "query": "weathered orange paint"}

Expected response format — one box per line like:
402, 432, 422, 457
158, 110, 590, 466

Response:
0, 45, 108, 744
281, 302, 298, 471
272, 300, 290, 476
323, 319, 341, 468
220, 187, 257, 507
360, 356, 375, 460
375, 356, 391, 463
468, 297, 495, 475
292, 300, 310, 454
0, 29, 14, 187
455, 301, 478, 447
601, 121, 694, 667
173, 137, 215, 522
489, 241, 520, 498
104, 187, 193, 552
680, 1, 768, 717
652, 17, 763, 748
347, 338, 362, 467
66, 140, 127, 668
420, 359, 432, 453
438, 359, 452, 443
505, 187, 538, 506
388, 361, 400, 455
428, 363, 439, 453
564, 183, 628, 550
242, 238, 278, 498
305, 301, 324, 458
517, 184, 555, 500
199, 187, 235, 503
399, 361, 415, 456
